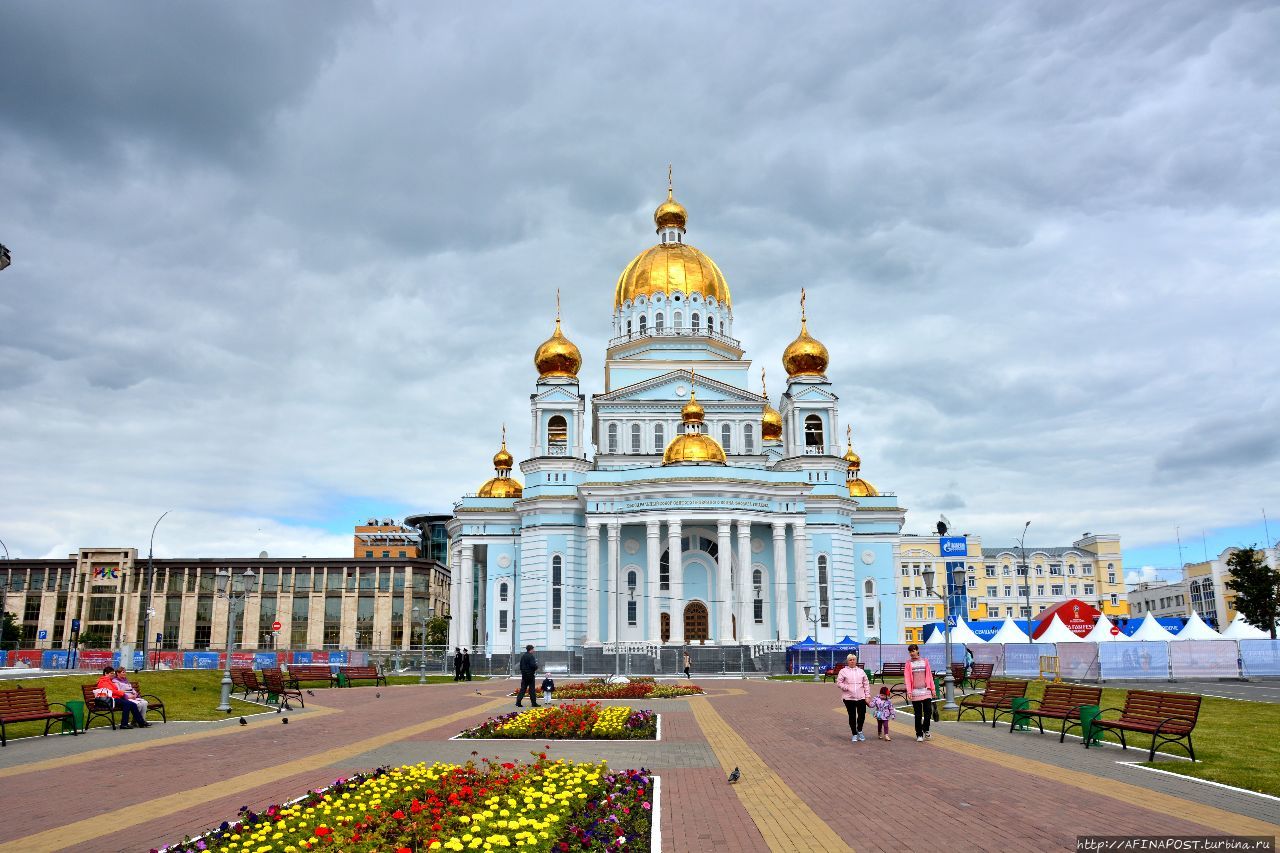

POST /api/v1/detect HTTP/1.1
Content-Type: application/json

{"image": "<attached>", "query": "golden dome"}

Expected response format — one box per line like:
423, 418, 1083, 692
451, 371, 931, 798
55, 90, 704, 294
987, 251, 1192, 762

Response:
663, 433, 727, 465
844, 425, 877, 496
843, 445, 861, 470
534, 304, 581, 379
848, 478, 879, 498
681, 392, 705, 424
654, 164, 688, 231
478, 428, 523, 498
614, 243, 730, 310
760, 367, 782, 442
782, 289, 829, 378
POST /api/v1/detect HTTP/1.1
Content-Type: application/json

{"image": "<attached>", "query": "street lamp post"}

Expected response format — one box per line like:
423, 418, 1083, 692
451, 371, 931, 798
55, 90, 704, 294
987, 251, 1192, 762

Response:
0, 537, 9, 559
412, 605, 433, 684
215, 568, 257, 713
922, 564, 966, 711
141, 510, 170, 671
1017, 521, 1033, 640
802, 605, 827, 681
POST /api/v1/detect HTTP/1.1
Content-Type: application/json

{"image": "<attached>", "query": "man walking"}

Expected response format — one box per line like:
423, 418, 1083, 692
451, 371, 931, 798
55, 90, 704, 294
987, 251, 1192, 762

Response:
453, 647, 463, 681
462, 648, 472, 681
516, 644, 539, 707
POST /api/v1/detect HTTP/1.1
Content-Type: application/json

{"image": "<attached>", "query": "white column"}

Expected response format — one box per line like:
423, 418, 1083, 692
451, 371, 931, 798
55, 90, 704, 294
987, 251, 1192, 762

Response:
460, 545, 474, 649
716, 519, 733, 643
585, 523, 601, 644
606, 521, 621, 645
793, 519, 809, 637
646, 520, 661, 644
772, 522, 789, 641
668, 519, 684, 644
447, 547, 461, 648
737, 521, 753, 644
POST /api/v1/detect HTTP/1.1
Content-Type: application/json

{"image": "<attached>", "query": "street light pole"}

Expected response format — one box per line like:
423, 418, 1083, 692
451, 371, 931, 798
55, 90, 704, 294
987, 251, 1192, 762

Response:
0, 537, 9, 559
216, 568, 257, 713
803, 605, 826, 681
923, 565, 962, 711
1017, 521, 1033, 641
141, 510, 170, 671
412, 605, 433, 684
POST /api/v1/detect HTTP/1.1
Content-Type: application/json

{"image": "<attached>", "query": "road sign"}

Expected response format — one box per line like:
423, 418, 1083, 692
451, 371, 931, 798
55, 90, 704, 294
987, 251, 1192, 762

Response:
272, 621, 282, 632
1110, 626, 1120, 636
947, 614, 957, 627
939, 536, 967, 557
37, 630, 47, 640
71, 619, 81, 631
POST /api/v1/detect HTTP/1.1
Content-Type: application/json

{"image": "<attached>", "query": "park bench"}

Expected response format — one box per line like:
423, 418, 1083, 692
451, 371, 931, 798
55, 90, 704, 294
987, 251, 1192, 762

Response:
956, 679, 1029, 726
285, 664, 336, 688
261, 668, 305, 708
873, 662, 905, 684
968, 662, 994, 690
340, 665, 386, 687
79, 683, 167, 730
822, 662, 867, 682
1088, 690, 1202, 761
1008, 683, 1102, 741
231, 668, 267, 702
0, 687, 75, 746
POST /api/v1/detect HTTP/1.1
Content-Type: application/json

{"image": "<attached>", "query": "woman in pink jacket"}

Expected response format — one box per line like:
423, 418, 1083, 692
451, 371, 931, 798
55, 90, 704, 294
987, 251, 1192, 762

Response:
835, 653, 872, 742
903, 643, 935, 741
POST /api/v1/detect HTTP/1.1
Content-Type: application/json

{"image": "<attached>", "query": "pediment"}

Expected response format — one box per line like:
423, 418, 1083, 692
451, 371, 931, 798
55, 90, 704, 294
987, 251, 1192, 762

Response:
594, 370, 763, 404
786, 384, 839, 403
533, 385, 582, 404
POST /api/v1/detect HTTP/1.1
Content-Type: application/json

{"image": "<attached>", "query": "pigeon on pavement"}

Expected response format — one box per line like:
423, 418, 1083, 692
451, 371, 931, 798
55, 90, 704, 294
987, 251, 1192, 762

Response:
282, 718, 289, 724
306, 690, 315, 697
727, 767, 740, 784
238, 717, 247, 726
375, 692, 380, 699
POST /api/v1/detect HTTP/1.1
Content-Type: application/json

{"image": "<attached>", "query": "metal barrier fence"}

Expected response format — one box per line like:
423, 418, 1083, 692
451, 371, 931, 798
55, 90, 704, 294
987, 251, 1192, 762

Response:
4, 640, 1279, 680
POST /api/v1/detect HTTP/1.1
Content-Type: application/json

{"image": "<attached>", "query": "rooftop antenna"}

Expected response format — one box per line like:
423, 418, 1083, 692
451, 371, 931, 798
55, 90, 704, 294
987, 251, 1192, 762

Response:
1264, 508, 1272, 545
1176, 526, 1186, 575
1201, 530, 1209, 562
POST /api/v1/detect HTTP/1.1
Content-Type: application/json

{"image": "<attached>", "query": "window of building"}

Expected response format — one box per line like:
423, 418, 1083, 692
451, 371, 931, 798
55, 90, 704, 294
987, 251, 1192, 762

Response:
660, 550, 670, 590
499, 609, 508, 631
865, 605, 876, 628
638, 315, 647, 334
1051, 584, 1064, 596
551, 555, 563, 629
674, 311, 682, 328
915, 606, 924, 619
804, 414, 823, 449
721, 424, 732, 452
655, 313, 664, 332
1110, 594, 1118, 606
382, 551, 390, 559
654, 423, 664, 453
365, 550, 373, 558
607, 424, 619, 453
398, 550, 407, 558
817, 555, 830, 626
691, 313, 700, 333
631, 423, 642, 453
1036, 585, 1045, 596
548, 415, 568, 448
1084, 584, 1095, 595
744, 424, 754, 453
499, 582, 508, 602
720, 318, 725, 335
987, 586, 998, 597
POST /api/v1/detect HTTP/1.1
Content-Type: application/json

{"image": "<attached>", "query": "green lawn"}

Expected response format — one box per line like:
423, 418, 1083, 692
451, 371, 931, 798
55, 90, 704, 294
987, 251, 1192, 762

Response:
985, 680, 1280, 797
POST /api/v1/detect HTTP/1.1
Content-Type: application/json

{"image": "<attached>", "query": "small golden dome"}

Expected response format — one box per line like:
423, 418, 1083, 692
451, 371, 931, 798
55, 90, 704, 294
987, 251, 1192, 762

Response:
663, 433, 727, 465
681, 392, 705, 424
843, 445, 861, 469
654, 164, 688, 231
493, 437, 514, 471
534, 318, 581, 379
782, 289, 829, 378
848, 477, 879, 498
479, 477, 524, 498
760, 368, 782, 442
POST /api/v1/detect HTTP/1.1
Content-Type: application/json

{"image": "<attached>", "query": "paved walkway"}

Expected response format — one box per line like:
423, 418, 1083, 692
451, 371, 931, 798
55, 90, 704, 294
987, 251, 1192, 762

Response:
0, 680, 1274, 852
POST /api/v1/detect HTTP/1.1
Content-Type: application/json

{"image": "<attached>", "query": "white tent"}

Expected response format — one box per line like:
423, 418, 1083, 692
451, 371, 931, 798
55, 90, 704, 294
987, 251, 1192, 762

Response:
989, 618, 1030, 644
1037, 614, 1085, 643
1129, 611, 1177, 642
950, 618, 986, 645
1083, 613, 1125, 642
1171, 610, 1221, 641
925, 624, 946, 643
1221, 613, 1270, 640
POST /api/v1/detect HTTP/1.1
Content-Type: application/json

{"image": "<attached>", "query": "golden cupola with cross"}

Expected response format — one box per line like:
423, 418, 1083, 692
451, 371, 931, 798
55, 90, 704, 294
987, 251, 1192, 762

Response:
844, 426, 879, 497
478, 427, 524, 498
663, 374, 727, 465
782, 288, 829, 378
534, 291, 582, 379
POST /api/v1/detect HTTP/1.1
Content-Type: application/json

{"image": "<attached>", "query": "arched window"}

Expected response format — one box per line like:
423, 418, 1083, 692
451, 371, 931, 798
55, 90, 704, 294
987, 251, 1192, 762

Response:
655, 312, 664, 332
691, 312, 700, 333
499, 582, 508, 602
743, 424, 754, 454
804, 414, 824, 450
817, 555, 830, 626
752, 568, 763, 589
659, 549, 670, 590
654, 423, 664, 452
548, 415, 567, 449
607, 423, 619, 453
674, 311, 682, 328
720, 318, 725, 335
551, 556, 563, 629
627, 569, 638, 591
864, 578, 875, 596
631, 423, 642, 453
721, 423, 732, 452
863, 578, 876, 629
638, 315, 647, 334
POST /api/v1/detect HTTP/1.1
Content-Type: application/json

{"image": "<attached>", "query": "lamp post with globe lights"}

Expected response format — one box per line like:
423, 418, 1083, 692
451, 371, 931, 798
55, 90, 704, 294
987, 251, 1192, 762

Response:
922, 562, 966, 711
215, 568, 257, 713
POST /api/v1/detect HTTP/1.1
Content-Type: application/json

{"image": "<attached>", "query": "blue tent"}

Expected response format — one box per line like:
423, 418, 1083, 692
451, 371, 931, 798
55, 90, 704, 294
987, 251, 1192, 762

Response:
786, 636, 858, 673
834, 635, 861, 648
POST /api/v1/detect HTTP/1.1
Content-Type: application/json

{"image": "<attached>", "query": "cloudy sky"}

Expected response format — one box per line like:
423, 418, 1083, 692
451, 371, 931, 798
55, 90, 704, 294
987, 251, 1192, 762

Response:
1, 2, 1277, 579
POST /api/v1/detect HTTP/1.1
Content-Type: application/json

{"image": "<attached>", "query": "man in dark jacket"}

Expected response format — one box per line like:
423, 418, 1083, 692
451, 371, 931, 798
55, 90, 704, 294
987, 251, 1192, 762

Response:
462, 648, 472, 681
453, 647, 463, 681
515, 644, 539, 707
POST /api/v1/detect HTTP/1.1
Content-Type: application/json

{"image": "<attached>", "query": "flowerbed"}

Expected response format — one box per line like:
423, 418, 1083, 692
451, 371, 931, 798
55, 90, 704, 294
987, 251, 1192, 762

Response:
552, 679, 704, 700
459, 702, 657, 740
157, 757, 653, 853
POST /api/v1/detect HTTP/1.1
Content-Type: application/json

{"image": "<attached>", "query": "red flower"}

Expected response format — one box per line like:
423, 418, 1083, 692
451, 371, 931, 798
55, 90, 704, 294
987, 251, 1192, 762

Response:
391, 810, 406, 819
314, 827, 331, 837
398, 848, 412, 853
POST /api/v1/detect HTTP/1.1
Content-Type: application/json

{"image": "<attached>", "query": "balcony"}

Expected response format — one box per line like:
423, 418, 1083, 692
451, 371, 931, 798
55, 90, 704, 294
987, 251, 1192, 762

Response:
608, 326, 741, 350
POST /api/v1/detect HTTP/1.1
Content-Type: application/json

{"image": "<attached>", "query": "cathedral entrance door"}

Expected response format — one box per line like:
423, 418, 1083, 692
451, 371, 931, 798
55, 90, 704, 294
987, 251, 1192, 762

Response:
660, 612, 670, 643
683, 601, 709, 643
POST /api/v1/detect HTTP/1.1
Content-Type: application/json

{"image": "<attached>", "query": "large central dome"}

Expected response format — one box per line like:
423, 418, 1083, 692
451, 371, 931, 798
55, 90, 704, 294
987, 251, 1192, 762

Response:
614, 242, 731, 309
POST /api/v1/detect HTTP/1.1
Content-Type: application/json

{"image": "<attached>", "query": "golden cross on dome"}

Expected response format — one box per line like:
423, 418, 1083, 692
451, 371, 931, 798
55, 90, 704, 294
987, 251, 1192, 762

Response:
761, 366, 768, 397
800, 288, 807, 322
847, 424, 852, 445
501, 423, 507, 446
555, 288, 561, 322
667, 164, 674, 200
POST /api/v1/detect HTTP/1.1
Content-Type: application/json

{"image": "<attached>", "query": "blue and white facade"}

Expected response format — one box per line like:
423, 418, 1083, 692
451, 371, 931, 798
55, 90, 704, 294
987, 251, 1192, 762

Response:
447, 188, 906, 652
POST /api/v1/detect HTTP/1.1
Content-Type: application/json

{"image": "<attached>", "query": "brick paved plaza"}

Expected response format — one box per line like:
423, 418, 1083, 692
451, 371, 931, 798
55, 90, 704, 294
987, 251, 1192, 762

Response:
0, 679, 1275, 852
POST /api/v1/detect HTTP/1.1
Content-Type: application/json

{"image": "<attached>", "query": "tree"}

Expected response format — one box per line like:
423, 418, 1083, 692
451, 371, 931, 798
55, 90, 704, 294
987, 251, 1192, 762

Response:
426, 616, 449, 646
1225, 547, 1280, 639
1, 611, 20, 649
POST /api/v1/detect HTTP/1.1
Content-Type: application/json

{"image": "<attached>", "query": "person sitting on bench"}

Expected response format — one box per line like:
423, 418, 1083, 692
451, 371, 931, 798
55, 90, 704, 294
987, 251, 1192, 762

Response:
93, 666, 148, 729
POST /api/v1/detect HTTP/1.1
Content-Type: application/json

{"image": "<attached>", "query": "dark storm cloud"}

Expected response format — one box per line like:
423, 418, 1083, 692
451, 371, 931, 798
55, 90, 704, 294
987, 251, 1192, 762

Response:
1, 1, 1277, 557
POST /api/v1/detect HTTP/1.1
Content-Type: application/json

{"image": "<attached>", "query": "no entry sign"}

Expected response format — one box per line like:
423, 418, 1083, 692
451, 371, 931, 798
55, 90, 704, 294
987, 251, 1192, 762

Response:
1110, 626, 1120, 636
272, 621, 282, 632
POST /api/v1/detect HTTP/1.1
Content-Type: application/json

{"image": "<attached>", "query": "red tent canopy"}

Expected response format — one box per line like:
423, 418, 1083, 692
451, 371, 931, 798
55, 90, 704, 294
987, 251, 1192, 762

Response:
1031, 598, 1101, 639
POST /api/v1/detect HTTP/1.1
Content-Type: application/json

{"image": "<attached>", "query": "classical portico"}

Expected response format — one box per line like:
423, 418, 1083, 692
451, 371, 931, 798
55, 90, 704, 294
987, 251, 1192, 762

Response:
446, 177, 906, 655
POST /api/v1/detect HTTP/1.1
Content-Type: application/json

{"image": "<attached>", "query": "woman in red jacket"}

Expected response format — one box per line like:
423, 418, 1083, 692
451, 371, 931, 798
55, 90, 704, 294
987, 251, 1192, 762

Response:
93, 666, 147, 729
902, 644, 935, 742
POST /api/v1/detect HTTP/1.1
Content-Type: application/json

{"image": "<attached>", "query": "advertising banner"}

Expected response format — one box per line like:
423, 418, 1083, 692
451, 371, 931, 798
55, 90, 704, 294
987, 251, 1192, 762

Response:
290, 651, 313, 664
1099, 641, 1170, 679
230, 652, 256, 668
80, 649, 114, 670
183, 651, 221, 669
1240, 639, 1280, 677
41, 650, 72, 669
14, 649, 42, 668
1169, 640, 1239, 679
253, 652, 279, 669
152, 651, 182, 670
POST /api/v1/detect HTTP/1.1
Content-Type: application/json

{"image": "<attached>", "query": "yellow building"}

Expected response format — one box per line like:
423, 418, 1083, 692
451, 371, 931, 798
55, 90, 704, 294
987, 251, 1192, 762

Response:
354, 518, 420, 560
1180, 544, 1280, 630
895, 532, 1128, 643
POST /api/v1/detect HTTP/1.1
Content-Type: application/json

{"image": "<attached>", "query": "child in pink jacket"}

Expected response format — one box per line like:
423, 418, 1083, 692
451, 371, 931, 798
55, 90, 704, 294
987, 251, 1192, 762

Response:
870, 685, 896, 740
835, 654, 872, 742
903, 643, 936, 741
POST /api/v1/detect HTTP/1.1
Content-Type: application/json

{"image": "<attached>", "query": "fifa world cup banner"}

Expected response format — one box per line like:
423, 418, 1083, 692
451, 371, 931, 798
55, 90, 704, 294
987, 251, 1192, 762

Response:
80, 649, 114, 669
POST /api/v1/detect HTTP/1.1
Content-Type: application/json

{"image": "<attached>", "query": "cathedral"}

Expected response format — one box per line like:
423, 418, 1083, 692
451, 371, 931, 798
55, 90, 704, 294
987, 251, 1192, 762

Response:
447, 178, 906, 654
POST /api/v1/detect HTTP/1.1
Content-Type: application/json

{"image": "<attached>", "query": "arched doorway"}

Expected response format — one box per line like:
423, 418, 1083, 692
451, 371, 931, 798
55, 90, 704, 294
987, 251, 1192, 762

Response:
732, 614, 737, 641
660, 612, 671, 643
684, 601, 709, 643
